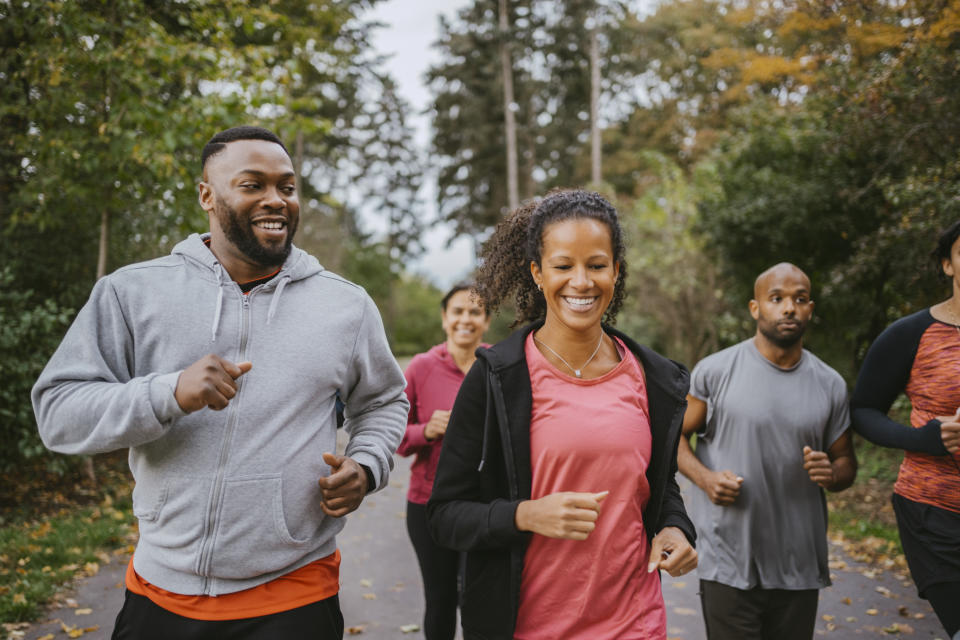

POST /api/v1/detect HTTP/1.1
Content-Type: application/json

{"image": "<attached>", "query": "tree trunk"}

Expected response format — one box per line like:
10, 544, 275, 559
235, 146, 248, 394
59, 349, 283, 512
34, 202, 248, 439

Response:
499, 0, 519, 211
590, 26, 602, 185
294, 130, 304, 196
83, 209, 111, 485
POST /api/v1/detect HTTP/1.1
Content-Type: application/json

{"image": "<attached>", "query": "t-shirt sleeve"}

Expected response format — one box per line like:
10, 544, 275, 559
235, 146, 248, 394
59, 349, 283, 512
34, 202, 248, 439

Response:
823, 372, 851, 448
689, 357, 715, 402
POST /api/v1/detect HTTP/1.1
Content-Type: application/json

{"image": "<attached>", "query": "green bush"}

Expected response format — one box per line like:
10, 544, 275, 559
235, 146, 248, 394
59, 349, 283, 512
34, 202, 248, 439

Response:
0, 267, 74, 472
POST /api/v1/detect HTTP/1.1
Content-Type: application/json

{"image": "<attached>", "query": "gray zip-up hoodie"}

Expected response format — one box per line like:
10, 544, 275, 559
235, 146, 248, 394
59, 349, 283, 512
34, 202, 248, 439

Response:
32, 233, 408, 596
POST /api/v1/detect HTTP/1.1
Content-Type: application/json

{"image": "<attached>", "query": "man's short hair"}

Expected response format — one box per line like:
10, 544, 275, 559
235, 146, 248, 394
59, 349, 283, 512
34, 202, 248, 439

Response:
201, 126, 290, 172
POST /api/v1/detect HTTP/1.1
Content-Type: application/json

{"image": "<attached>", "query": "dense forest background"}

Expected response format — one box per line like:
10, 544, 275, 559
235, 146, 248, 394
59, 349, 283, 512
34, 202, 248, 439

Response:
3, 0, 960, 472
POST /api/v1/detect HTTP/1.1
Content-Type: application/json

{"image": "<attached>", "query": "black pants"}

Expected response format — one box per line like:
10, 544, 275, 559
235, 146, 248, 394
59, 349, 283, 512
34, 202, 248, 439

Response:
892, 493, 960, 636
699, 579, 819, 640
111, 591, 344, 640
406, 501, 459, 640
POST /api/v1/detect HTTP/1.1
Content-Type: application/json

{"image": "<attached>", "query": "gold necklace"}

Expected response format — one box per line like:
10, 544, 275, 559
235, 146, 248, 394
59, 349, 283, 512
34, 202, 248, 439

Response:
534, 332, 605, 378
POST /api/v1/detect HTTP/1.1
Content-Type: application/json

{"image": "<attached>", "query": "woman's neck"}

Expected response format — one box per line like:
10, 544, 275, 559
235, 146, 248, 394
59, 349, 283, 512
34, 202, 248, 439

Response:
534, 318, 605, 359
932, 295, 960, 325
446, 340, 478, 374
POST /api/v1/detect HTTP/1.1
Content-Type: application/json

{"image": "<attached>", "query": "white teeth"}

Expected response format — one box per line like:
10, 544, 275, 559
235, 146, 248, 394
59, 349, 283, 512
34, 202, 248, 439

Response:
255, 221, 284, 230
564, 297, 596, 307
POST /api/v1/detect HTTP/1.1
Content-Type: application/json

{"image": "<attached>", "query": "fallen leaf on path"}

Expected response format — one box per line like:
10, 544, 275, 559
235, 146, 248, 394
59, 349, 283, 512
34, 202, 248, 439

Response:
867, 608, 879, 616
400, 624, 420, 633
913, 613, 925, 619
672, 607, 697, 616
826, 622, 836, 631
846, 617, 857, 622
822, 614, 835, 621
875, 585, 893, 597
37, 635, 55, 640
74, 608, 92, 615
359, 579, 372, 587
898, 606, 910, 617
670, 581, 686, 588
842, 597, 851, 605
346, 625, 366, 634
882, 622, 902, 634
362, 593, 376, 600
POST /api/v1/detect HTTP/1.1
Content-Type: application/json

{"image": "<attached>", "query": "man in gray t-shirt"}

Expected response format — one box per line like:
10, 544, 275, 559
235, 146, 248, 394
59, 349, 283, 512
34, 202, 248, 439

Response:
678, 263, 857, 640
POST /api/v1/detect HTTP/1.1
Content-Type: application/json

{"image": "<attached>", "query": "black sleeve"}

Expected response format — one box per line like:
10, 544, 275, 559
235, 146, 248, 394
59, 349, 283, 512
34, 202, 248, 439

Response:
850, 311, 948, 455
426, 362, 529, 551
657, 392, 697, 546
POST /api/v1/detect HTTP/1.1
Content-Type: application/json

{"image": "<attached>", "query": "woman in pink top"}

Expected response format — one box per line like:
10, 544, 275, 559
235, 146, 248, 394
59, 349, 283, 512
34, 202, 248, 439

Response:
428, 189, 698, 639
399, 283, 490, 640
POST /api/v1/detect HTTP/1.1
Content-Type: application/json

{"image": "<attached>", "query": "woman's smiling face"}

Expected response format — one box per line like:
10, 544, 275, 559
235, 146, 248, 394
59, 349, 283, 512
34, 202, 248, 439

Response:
530, 217, 619, 334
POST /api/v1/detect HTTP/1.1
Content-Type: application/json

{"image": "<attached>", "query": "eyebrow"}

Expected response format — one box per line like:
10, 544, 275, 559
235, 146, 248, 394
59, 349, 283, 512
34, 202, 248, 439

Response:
235, 169, 296, 179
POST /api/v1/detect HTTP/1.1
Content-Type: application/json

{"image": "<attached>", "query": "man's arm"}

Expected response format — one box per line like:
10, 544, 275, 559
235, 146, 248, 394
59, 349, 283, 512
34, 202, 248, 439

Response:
802, 430, 857, 492
32, 278, 193, 455
677, 394, 743, 506
339, 293, 409, 493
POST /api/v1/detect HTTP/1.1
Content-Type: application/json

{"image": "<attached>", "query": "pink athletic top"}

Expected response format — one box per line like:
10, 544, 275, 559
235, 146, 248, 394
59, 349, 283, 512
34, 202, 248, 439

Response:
514, 333, 666, 640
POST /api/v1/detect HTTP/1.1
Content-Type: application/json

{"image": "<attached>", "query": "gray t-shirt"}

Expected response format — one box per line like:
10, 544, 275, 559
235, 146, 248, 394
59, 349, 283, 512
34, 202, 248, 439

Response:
689, 339, 849, 590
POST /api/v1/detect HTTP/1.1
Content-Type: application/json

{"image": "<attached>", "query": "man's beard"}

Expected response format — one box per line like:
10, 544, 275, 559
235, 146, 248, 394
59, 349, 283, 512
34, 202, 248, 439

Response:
758, 321, 805, 348
216, 197, 296, 268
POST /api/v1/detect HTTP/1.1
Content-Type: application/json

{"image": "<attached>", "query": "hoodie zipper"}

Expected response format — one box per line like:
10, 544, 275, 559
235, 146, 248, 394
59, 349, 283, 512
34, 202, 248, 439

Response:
198, 291, 252, 594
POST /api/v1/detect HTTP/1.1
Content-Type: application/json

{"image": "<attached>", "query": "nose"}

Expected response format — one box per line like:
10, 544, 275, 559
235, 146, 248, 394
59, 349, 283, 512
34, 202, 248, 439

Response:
262, 186, 286, 210
782, 298, 796, 315
571, 265, 593, 289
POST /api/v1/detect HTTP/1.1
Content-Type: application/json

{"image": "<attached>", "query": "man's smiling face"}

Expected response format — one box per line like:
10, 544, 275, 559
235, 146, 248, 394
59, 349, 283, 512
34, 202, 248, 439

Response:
199, 139, 299, 275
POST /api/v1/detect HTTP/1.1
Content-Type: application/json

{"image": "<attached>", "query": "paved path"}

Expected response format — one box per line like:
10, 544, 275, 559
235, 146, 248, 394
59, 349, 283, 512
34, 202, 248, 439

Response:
20, 454, 947, 640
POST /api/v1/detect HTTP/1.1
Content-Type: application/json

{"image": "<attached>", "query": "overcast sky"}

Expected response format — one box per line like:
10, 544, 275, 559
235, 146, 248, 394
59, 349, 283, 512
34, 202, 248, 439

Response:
367, 0, 474, 289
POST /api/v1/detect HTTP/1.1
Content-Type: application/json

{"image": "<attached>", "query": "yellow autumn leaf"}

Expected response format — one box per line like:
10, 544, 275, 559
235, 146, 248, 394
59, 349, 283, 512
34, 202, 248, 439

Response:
75, 608, 93, 615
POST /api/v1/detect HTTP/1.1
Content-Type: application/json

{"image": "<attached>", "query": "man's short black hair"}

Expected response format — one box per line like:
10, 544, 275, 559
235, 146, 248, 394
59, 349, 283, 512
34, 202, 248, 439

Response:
201, 126, 290, 173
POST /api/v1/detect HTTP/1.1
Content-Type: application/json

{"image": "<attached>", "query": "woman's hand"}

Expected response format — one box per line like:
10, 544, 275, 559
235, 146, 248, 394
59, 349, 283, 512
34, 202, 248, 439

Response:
423, 410, 451, 440
648, 526, 697, 577
936, 408, 960, 455
514, 491, 608, 540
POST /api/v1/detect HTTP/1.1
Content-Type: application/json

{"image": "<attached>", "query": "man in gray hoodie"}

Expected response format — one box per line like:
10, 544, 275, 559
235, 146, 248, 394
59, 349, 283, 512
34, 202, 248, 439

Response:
32, 126, 409, 639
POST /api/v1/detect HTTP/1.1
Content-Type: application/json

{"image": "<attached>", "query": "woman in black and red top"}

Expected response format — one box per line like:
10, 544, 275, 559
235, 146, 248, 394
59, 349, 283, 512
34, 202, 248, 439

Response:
851, 220, 960, 637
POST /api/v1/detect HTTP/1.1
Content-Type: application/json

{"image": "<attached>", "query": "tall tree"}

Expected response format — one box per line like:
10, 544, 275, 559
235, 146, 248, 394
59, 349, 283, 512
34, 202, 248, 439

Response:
500, 0, 520, 209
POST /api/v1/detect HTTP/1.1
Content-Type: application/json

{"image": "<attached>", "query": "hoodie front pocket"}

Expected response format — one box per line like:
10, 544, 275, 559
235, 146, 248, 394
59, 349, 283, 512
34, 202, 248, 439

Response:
208, 475, 316, 580
133, 476, 211, 569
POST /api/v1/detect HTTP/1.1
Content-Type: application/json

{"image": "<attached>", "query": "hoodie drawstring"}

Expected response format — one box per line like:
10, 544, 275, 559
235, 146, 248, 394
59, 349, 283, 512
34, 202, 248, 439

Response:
211, 263, 225, 342
266, 275, 290, 325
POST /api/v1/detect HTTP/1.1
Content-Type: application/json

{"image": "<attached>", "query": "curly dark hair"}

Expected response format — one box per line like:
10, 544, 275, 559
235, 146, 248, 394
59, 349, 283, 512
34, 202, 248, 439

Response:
474, 188, 627, 326
932, 219, 960, 281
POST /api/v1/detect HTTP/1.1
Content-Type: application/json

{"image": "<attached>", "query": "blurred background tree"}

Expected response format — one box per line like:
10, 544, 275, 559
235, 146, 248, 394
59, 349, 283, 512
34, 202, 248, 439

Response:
4, 0, 960, 473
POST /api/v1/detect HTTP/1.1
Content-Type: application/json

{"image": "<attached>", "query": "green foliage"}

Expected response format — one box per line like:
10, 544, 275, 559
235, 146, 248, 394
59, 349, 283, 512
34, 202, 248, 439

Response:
618, 152, 739, 365
0, 269, 73, 473
0, 493, 134, 623
390, 276, 445, 356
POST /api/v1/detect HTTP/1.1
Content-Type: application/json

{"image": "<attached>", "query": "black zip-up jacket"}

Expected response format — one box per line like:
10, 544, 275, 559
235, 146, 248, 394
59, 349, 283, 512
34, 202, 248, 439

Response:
427, 323, 696, 640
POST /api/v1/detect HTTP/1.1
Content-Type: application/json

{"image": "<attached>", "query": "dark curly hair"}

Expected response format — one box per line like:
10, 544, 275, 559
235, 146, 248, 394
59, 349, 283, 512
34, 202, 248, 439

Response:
933, 220, 960, 281
475, 188, 627, 326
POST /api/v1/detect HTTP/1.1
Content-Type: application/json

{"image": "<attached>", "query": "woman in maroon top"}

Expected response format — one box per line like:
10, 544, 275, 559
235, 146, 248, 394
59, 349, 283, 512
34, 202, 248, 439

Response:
851, 221, 960, 637
398, 283, 490, 640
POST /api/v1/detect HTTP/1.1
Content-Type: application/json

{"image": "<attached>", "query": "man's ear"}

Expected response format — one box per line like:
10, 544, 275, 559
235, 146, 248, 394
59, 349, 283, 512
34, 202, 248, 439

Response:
748, 299, 759, 320
198, 182, 215, 214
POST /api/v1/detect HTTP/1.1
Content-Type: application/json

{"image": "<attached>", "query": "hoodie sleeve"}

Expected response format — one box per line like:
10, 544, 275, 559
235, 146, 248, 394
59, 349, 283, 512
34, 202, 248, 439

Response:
32, 277, 187, 455
397, 354, 432, 456
341, 293, 409, 492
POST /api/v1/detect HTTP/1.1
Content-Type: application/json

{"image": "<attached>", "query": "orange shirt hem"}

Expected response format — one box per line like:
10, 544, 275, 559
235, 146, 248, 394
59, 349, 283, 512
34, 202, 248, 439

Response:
125, 550, 340, 621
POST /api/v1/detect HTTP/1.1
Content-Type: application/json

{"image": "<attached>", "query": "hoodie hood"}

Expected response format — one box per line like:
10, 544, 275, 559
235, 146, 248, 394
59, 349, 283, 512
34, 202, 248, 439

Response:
172, 233, 325, 340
